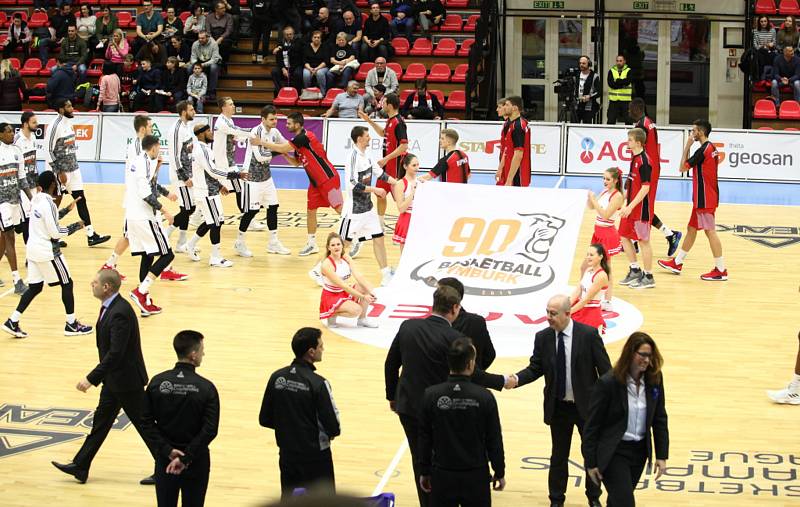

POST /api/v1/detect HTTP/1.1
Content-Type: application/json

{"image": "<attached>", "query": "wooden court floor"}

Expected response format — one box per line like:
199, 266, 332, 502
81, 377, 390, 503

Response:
0, 183, 798, 506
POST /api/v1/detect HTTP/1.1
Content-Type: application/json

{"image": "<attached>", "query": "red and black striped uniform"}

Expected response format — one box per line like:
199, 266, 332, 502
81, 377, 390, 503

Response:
290, 128, 343, 210
499, 116, 531, 187
635, 115, 659, 217
685, 141, 719, 211
379, 115, 408, 191
429, 150, 470, 183
625, 151, 652, 222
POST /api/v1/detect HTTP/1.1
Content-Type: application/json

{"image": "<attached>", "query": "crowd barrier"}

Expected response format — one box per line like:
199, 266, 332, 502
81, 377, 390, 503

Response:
0, 111, 798, 183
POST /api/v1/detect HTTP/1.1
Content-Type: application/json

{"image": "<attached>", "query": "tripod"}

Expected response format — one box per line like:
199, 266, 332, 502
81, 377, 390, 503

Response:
557, 98, 577, 123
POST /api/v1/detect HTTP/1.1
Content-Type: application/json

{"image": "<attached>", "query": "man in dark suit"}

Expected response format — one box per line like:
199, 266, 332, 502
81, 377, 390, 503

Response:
385, 285, 506, 507
507, 294, 611, 507
52, 269, 156, 484
437, 277, 496, 369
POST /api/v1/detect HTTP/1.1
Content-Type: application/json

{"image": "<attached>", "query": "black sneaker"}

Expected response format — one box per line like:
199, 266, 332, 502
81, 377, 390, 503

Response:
87, 233, 111, 247
65, 320, 94, 336
58, 240, 67, 248
667, 231, 682, 257
2, 318, 27, 338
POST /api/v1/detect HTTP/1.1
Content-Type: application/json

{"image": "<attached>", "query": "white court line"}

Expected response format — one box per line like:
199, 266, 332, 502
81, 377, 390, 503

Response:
0, 287, 14, 299
553, 175, 566, 189
372, 438, 409, 496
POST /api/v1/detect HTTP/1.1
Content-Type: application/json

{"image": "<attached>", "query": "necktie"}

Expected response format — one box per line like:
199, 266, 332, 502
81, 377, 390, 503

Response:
556, 331, 566, 401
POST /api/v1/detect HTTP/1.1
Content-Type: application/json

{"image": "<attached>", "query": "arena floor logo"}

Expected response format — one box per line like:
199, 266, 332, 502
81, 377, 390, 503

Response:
717, 223, 800, 249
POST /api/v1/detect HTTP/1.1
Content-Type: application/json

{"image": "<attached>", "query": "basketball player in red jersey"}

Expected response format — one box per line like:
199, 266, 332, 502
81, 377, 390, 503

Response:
358, 93, 408, 224
495, 96, 531, 187
264, 112, 343, 257
628, 98, 682, 256
420, 129, 470, 183
494, 97, 509, 179
657, 119, 727, 281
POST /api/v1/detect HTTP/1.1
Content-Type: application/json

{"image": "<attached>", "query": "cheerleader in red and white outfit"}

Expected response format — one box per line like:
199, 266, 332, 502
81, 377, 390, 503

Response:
319, 232, 378, 328
570, 243, 611, 334
586, 167, 624, 307
391, 153, 419, 252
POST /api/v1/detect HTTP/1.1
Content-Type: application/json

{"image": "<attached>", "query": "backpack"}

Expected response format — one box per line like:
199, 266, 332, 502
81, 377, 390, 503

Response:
738, 48, 758, 81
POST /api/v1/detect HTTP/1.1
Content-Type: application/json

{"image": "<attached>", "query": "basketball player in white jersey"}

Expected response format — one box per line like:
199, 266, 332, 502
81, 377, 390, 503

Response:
166, 100, 198, 253
14, 112, 39, 247
0, 122, 32, 294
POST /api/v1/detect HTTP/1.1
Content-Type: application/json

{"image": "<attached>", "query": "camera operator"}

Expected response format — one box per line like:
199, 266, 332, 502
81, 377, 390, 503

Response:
575, 55, 601, 124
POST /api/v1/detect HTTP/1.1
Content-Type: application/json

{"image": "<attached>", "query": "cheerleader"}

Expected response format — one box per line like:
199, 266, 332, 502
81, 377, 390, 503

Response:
586, 167, 624, 307
571, 243, 610, 334
391, 153, 419, 251
319, 232, 378, 328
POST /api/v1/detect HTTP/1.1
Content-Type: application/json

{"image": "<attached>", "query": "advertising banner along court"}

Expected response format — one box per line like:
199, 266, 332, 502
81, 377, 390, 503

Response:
1, 112, 100, 162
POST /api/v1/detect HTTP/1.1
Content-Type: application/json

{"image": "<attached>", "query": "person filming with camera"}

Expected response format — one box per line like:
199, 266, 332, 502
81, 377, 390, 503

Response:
576, 55, 601, 124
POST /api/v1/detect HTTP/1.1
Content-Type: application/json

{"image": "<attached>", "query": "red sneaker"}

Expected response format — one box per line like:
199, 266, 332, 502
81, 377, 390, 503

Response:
129, 288, 151, 316
159, 267, 189, 281
144, 293, 163, 315
657, 258, 683, 274
700, 268, 728, 281
101, 264, 126, 281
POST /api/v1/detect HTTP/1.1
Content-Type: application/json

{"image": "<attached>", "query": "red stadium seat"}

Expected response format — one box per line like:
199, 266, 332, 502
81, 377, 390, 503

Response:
433, 38, 457, 57
10, 11, 27, 23
116, 11, 134, 28
753, 98, 778, 119
387, 62, 403, 79
28, 83, 47, 103
445, 90, 466, 110
427, 63, 452, 82
28, 11, 49, 28
399, 89, 414, 103
273, 87, 298, 106
361, 12, 368, 25
0, 34, 6, 47
758, 126, 774, 130
179, 11, 191, 23
784, 127, 799, 130
7, 58, 20, 70
409, 38, 433, 56
120, 0, 141, 5
780, 0, 800, 14
382, 13, 392, 23
0, 13, 7, 29
451, 63, 468, 83
752, 79, 770, 92
296, 87, 321, 106
440, 14, 463, 32
321, 88, 343, 107
401, 62, 427, 81
39, 58, 57, 76
87, 59, 105, 77
755, 0, 777, 13
355, 62, 374, 81
779, 99, 800, 119
446, 0, 469, 7
20, 58, 42, 76
429, 89, 445, 105
391, 37, 409, 56
99, 0, 121, 4
464, 14, 479, 32
356, 0, 369, 6
458, 38, 475, 57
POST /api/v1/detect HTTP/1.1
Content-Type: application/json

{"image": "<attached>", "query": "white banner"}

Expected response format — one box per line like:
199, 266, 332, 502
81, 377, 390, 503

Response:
707, 130, 800, 181
332, 183, 643, 356
324, 118, 441, 169
565, 125, 686, 177
99, 113, 195, 162
0, 112, 100, 161
445, 121, 561, 173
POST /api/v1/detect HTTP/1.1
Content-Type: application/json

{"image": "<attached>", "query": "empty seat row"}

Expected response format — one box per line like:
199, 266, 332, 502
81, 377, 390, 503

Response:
754, 0, 800, 14
354, 61, 468, 83
753, 98, 800, 119
274, 87, 466, 110
360, 12, 478, 32
391, 37, 474, 57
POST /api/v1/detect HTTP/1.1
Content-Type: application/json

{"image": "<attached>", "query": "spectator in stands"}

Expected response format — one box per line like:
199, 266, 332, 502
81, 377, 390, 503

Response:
206, 1, 234, 64
163, 7, 185, 42
777, 15, 800, 51
313, 7, 336, 43
364, 83, 387, 118
76, 5, 98, 50
33, 24, 55, 67
96, 63, 121, 112
190, 31, 222, 99
275, 0, 301, 35
272, 25, 303, 93
184, 5, 207, 42
322, 80, 364, 118
221, 0, 242, 45
2, 13, 32, 61
361, 3, 391, 63
415, 0, 445, 39
389, 0, 415, 41
754, 16, 778, 80
120, 54, 138, 106
168, 36, 192, 68
33, 0, 50, 12
302, 30, 331, 95
52, 4, 77, 41
135, 0, 165, 56
298, 0, 324, 34
164, 0, 192, 12
365, 56, 398, 97
328, 32, 359, 88
250, 0, 274, 64
327, 0, 358, 23
606, 54, 632, 125
187, 62, 208, 112
46, 58, 76, 108
137, 41, 168, 70
0, 59, 27, 111
338, 10, 363, 56
94, 7, 119, 55
61, 25, 89, 83
771, 46, 800, 105
105, 29, 130, 75
401, 78, 444, 119
133, 58, 162, 112
156, 56, 188, 111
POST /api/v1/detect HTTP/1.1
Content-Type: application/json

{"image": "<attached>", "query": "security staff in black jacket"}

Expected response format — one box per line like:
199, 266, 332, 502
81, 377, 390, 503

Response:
142, 330, 220, 507
419, 337, 506, 507
260, 327, 340, 500
437, 277, 496, 369
385, 286, 506, 507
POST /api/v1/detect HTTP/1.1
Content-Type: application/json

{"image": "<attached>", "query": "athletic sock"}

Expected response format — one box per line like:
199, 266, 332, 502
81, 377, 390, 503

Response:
138, 276, 153, 294
10, 311, 20, 322
307, 234, 316, 244
211, 244, 221, 258
66, 313, 76, 325
85, 225, 95, 236
629, 263, 640, 270
166, 224, 178, 237
11, 271, 20, 283
660, 224, 673, 237
381, 266, 392, 276
178, 230, 187, 245
188, 234, 201, 249
237, 231, 246, 241
714, 256, 725, 271
791, 374, 800, 387
675, 250, 688, 265
270, 230, 278, 241
106, 252, 119, 267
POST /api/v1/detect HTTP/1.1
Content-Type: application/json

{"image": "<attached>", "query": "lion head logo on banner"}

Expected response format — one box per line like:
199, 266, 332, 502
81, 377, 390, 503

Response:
518, 213, 566, 263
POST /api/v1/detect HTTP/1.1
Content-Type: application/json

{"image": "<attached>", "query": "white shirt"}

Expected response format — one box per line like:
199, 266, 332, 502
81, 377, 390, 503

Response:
168, 119, 195, 184
212, 114, 252, 172
556, 320, 575, 402
242, 123, 285, 176
191, 139, 229, 197
343, 146, 385, 216
124, 152, 161, 221
27, 192, 68, 262
623, 375, 647, 442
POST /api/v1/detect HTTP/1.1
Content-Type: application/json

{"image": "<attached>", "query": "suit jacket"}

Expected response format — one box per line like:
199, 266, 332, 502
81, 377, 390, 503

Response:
385, 315, 505, 419
515, 320, 611, 425
86, 294, 148, 393
452, 307, 496, 369
581, 371, 669, 472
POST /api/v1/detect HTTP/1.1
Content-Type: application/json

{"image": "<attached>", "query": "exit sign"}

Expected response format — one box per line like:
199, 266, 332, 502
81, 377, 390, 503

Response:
532, 0, 565, 8
679, 2, 695, 10
633, 1, 649, 9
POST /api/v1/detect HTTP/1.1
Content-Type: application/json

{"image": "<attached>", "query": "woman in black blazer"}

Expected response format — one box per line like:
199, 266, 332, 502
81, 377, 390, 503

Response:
582, 332, 669, 507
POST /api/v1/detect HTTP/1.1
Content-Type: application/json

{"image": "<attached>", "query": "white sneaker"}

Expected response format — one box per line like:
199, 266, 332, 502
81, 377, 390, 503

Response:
248, 220, 267, 231
601, 300, 613, 311
176, 243, 201, 262
767, 384, 800, 405
357, 318, 379, 328
327, 316, 338, 328
234, 240, 253, 258
188, 213, 204, 229
380, 269, 394, 287
299, 242, 319, 257
267, 240, 291, 255
349, 240, 361, 258
308, 266, 324, 286
209, 257, 234, 268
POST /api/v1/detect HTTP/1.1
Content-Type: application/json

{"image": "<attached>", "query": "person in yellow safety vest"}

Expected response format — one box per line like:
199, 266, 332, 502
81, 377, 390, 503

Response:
607, 54, 633, 125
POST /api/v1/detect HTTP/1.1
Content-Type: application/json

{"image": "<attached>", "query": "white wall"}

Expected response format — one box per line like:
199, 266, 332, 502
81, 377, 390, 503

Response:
709, 22, 745, 129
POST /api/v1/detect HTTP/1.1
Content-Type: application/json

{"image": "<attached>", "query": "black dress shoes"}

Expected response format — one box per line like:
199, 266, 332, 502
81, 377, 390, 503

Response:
140, 474, 156, 485
51, 461, 88, 483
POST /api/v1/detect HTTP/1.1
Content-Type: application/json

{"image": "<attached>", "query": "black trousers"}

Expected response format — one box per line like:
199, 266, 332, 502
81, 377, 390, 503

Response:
278, 450, 335, 500
73, 384, 156, 470
602, 440, 647, 507
155, 453, 210, 507
607, 101, 632, 125
399, 413, 429, 507
576, 108, 596, 124
548, 400, 602, 504
430, 467, 491, 507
